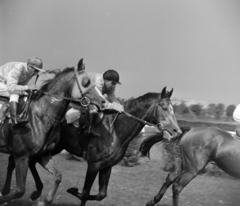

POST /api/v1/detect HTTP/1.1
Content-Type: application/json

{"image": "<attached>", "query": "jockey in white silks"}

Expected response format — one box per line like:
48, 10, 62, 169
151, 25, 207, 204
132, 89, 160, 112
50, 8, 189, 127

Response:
0, 57, 46, 125
233, 104, 240, 137
65, 69, 124, 137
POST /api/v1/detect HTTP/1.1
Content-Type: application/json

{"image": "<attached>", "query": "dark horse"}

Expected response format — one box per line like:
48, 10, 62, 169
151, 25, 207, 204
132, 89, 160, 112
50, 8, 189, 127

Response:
0, 59, 105, 205
1, 87, 182, 206
140, 126, 240, 206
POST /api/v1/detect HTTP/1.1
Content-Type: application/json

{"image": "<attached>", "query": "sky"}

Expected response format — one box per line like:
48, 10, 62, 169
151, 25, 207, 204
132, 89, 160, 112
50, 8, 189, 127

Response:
1, 0, 240, 106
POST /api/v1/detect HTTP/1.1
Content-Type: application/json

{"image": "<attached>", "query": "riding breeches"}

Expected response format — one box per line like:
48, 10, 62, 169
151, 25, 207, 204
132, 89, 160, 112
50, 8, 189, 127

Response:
0, 82, 21, 102
65, 108, 81, 128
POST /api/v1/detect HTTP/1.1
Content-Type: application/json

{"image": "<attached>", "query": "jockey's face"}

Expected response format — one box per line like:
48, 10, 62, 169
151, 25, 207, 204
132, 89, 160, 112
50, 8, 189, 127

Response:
104, 80, 117, 92
28, 65, 39, 76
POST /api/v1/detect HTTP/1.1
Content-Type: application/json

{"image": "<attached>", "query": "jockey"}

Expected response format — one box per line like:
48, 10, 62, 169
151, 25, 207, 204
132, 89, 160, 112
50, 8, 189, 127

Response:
0, 57, 46, 125
65, 69, 124, 137
233, 104, 240, 137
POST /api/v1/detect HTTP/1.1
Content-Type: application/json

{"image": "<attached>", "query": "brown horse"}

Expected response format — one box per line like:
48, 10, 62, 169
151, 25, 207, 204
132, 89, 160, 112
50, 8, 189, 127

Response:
140, 126, 240, 206
0, 59, 105, 205
1, 87, 182, 206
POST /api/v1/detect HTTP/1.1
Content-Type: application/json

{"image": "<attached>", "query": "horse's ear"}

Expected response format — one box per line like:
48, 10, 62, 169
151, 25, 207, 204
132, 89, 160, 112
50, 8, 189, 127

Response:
77, 58, 85, 71
168, 88, 173, 98
161, 87, 167, 98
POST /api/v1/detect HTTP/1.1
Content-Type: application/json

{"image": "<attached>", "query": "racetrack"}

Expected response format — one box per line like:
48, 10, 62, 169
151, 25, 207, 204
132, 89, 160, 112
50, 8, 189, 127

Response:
0, 143, 240, 206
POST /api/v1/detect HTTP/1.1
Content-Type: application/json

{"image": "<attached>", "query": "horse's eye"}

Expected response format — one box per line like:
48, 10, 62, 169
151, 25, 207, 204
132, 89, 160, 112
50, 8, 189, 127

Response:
82, 76, 90, 88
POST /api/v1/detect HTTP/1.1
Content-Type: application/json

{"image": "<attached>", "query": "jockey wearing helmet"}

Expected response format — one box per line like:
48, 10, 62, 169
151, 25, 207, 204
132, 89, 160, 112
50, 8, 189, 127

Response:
65, 69, 124, 137
0, 57, 46, 125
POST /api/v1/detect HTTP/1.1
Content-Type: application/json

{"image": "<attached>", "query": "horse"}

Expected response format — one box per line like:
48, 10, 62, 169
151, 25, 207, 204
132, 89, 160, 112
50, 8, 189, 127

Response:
1, 87, 182, 206
0, 58, 106, 205
139, 126, 240, 206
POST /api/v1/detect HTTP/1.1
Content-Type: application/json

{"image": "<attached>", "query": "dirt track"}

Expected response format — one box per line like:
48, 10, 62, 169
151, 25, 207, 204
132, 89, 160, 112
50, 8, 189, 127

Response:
0, 144, 240, 206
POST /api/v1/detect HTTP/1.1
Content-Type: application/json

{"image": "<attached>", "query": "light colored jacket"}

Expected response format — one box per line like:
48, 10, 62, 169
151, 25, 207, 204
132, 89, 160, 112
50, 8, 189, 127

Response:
88, 72, 121, 110
0, 62, 34, 94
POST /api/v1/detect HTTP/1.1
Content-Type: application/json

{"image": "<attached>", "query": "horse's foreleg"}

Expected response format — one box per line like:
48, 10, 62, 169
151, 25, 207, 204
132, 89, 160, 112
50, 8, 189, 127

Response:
67, 163, 99, 206
96, 167, 112, 201
145, 158, 182, 206
1, 155, 15, 196
172, 170, 197, 206
0, 156, 28, 204
36, 155, 62, 205
29, 161, 44, 201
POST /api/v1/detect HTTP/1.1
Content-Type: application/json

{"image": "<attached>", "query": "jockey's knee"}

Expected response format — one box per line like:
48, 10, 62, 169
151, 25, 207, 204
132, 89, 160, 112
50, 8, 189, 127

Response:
9, 94, 19, 103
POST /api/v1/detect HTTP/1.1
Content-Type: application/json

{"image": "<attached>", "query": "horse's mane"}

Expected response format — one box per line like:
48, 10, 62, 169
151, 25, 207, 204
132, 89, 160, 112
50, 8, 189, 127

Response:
32, 67, 74, 101
124, 93, 160, 115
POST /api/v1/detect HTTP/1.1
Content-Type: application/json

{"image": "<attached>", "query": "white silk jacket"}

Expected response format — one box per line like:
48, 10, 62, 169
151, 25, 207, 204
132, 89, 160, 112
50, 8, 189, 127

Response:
0, 62, 34, 94
88, 72, 121, 110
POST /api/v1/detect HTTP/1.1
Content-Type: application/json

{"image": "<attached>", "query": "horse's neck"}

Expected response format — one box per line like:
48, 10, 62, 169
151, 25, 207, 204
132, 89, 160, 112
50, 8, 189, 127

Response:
31, 73, 74, 126
113, 110, 145, 146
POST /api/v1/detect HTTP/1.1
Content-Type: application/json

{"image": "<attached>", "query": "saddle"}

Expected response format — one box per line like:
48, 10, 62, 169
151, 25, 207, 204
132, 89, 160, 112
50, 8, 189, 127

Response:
0, 94, 32, 126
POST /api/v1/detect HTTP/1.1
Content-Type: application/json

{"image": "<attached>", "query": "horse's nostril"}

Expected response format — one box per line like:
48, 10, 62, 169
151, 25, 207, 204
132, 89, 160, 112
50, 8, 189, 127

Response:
101, 100, 106, 104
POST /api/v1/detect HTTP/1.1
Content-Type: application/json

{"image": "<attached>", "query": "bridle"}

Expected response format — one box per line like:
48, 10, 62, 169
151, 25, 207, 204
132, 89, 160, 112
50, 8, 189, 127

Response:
37, 69, 94, 107
33, 68, 96, 122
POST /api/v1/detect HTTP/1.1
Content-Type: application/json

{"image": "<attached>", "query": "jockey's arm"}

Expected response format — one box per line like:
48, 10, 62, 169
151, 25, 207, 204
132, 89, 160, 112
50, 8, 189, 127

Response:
103, 89, 124, 112
7, 66, 29, 94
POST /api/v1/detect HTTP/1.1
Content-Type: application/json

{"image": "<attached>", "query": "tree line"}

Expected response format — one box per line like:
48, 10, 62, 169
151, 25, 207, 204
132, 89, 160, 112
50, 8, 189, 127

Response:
173, 102, 236, 121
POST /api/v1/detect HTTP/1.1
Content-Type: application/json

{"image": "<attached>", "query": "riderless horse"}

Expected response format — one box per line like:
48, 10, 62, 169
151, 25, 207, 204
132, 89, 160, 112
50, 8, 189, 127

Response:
0, 59, 105, 205
140, 126, 240, 206
2, 87, 182, 206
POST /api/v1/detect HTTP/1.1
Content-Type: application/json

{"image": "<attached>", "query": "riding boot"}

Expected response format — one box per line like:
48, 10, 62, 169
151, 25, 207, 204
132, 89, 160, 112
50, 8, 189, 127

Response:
9, 101, 29, 126
83, 112, 101, 138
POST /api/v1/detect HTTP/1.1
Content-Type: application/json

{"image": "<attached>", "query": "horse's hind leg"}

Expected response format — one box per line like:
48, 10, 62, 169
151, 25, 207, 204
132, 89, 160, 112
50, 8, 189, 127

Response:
35, 154, 62, 206
145, 158, 182, 206
29, 161, 44, 201
1, 155, 15, 196
0, 156, 29, 204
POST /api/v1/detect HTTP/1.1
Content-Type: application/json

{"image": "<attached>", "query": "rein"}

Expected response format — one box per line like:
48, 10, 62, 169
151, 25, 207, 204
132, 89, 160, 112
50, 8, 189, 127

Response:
122, 111, 163, 131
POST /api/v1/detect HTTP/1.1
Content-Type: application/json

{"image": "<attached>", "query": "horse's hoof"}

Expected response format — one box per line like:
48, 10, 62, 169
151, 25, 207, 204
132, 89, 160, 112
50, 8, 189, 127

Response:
67, 187, 79, 196
30, 191, 42, 201
1, 188, 10, 196
145, 200, 154, 206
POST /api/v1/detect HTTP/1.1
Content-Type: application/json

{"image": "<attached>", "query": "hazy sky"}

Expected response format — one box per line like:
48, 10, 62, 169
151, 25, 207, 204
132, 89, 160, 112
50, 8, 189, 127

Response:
1, 0, 240, 105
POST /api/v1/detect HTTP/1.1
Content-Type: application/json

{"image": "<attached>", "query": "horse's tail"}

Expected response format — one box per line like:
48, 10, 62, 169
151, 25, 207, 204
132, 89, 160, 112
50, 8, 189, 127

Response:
139, 132, 164, 158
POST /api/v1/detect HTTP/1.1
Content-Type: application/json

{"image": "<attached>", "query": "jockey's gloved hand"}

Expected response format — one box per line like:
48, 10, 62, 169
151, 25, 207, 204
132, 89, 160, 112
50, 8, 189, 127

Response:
27, 85, 38, 91
113, 103, 124, 113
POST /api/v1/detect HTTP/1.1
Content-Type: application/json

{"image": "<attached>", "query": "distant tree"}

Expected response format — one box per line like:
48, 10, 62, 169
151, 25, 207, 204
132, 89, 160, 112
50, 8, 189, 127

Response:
215, 103, 225, 119
206, 103, 216, 118
174, 102, 189, 115
226, 104, 236, 117
190, 104, 202, 116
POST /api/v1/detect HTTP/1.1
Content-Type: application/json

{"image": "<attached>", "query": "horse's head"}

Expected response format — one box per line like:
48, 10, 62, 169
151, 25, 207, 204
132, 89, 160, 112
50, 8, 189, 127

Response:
70, 59, 105, 111
145, 87, 182, 139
